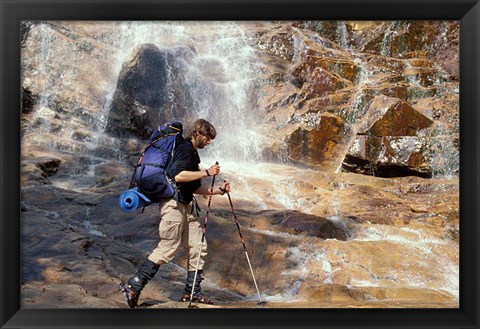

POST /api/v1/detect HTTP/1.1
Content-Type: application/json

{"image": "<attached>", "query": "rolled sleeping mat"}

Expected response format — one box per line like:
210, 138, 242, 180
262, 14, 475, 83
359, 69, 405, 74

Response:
119, 188, 152, 212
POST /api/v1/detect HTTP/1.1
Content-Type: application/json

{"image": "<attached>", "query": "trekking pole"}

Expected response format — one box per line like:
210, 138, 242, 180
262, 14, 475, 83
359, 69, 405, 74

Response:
188, 161, 218, 309
224, 182, 266, 306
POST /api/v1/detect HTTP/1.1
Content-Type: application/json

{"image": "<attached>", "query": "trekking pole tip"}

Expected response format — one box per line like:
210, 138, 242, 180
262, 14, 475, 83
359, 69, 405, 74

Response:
257, 301, 267, 306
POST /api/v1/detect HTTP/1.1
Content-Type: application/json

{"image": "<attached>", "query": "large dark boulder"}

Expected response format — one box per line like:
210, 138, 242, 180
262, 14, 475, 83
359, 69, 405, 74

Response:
105, 44, 193, 139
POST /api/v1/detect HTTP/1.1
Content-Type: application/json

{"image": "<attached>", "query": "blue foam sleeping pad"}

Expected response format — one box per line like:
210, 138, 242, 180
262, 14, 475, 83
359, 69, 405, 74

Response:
119, 188, 152, 212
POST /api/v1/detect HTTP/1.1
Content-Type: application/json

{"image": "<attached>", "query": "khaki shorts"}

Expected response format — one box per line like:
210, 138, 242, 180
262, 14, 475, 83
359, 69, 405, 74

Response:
148, 198, 207, 271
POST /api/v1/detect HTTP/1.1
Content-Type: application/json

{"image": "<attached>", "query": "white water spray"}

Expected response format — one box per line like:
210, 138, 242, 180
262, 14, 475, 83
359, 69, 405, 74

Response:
21, 21, 459, 305
105, 21, 265, 163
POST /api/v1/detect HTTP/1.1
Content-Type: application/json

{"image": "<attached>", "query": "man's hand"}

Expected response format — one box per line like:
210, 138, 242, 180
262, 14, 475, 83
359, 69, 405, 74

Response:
219, 181, 230, 195
206, 163, 220, 176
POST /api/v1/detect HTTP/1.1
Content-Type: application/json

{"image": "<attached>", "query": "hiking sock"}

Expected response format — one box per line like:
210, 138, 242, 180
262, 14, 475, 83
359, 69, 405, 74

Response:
127, 258, 160, 293
183, 270, 203, 295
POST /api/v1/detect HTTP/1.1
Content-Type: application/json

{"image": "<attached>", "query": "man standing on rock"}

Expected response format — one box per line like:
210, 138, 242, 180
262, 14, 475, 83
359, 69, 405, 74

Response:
120, 119, 230, 308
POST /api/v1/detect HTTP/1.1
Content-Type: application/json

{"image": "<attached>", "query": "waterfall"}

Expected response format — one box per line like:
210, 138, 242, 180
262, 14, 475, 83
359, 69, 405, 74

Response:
37, 23, 52, 110
31, 23, 55, 134
22, 22, 126, 165
334, 54, 372, 174
337, 22, 350, 49
21, 20, 459, 307
23, 21, 266, 191
379, 24, 393, 57
105, 21, 265, 165
183, 23, 265, 164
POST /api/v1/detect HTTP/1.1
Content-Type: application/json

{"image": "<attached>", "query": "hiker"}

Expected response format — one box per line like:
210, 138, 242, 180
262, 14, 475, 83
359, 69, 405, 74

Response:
120, 119, 230, 308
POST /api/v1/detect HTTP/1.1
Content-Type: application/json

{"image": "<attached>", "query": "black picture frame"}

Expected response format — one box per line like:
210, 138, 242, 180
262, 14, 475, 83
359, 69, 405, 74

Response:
1, 0, 478, 328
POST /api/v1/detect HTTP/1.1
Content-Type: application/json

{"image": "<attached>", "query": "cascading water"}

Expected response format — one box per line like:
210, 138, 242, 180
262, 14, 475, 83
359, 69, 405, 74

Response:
23, 21, 267, 190
108, 21, 457, 303
105, 21, 266, 165
30, 23, 55, 133
37, 23, 52, 110
337, 22, 350, 49
21, 21, 459, 307
334, 53, 372, 173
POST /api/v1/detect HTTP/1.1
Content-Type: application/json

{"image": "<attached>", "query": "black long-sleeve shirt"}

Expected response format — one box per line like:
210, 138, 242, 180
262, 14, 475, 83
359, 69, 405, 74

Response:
167, 136, 202, 204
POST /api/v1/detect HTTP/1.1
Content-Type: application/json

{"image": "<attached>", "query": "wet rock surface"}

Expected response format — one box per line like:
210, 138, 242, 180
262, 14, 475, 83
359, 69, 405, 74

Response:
20, 164, 459, 308
253, 21, 458, 177
20, 21, 459, 308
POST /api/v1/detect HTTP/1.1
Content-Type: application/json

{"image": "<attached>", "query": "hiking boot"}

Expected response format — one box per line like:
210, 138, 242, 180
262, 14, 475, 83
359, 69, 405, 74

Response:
119, 259, 160, 308
119, 282, 140, 308
180, 292, 214, 305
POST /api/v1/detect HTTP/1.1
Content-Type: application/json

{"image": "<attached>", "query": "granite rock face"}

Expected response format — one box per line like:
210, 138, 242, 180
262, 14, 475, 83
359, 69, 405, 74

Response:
253, 21, 458, 177
20, 21, 459, 308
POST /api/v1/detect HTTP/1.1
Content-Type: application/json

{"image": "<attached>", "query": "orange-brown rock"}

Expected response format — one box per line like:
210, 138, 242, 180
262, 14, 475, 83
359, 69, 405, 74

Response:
292, 55, 360, 85
298, 67, 352, 101
367, 101, 433, 136
286, 113, 346, 170
19, 21, 459, 310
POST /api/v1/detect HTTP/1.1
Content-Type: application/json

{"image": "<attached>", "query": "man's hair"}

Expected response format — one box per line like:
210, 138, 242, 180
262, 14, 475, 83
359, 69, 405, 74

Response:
188, 119, 217, 139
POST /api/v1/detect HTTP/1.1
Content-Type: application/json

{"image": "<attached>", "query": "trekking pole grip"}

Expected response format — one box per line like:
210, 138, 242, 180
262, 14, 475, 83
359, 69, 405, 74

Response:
211, 161, 218, 186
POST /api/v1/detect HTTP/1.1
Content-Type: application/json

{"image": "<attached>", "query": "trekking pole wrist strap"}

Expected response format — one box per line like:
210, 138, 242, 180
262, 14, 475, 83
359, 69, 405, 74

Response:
205, 170, 211, 177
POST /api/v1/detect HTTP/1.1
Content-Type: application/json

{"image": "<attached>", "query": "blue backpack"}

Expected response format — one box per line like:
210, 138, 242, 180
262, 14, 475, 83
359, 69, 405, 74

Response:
129, 121, 183, 202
